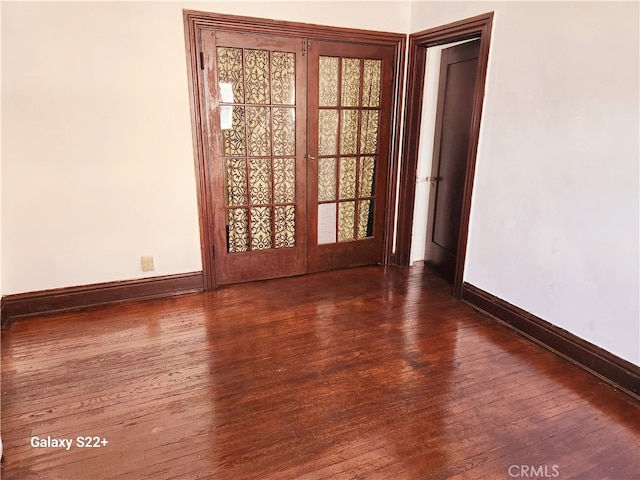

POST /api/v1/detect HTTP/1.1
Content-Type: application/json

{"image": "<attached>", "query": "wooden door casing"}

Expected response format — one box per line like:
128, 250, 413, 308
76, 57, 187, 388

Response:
394, 13, 493, 298
184, 11, 406, 289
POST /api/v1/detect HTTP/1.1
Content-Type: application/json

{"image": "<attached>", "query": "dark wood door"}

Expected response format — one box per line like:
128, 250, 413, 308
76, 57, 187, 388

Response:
200, 31, 308, 284
425, 40, 480, 283
306, 40, 395, 273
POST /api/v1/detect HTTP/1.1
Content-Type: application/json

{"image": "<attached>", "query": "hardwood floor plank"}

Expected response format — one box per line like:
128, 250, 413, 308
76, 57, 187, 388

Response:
2, 265, 638, 479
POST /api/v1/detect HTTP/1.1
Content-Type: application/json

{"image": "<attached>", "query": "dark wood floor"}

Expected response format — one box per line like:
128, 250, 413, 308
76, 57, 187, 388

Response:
1, 265, 639, 479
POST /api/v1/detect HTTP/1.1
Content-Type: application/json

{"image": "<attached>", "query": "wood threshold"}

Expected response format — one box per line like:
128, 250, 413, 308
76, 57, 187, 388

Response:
462, 282, 640, 401
1, 272, 204, 329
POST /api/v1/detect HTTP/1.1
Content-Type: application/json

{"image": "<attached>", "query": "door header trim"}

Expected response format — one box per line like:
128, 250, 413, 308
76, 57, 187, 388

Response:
184, 10, 406, 45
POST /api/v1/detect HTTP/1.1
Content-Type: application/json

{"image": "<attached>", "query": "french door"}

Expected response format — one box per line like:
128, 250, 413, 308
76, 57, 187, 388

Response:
193, 17, 400, 286
307, 41, 394, 273
201, 31, 308, 284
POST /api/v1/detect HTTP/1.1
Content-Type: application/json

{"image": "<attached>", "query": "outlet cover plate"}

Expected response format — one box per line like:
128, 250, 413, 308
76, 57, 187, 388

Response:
141, 256, 155, 272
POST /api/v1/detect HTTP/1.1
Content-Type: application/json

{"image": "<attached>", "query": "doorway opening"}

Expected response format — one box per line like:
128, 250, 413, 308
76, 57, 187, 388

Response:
395, 12, 494, 298
409, 39, 478, 265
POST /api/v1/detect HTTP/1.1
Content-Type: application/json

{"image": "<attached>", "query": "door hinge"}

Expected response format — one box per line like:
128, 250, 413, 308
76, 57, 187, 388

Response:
199, 52, 204, 70
212, 245, 216, 258
302, 39, 307, 56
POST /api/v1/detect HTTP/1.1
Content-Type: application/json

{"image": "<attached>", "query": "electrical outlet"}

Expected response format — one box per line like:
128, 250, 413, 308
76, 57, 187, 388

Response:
141, 256, 155, 272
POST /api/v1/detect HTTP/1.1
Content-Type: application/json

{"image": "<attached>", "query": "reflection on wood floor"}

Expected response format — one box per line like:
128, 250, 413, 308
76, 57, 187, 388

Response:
2, 264, 639, 479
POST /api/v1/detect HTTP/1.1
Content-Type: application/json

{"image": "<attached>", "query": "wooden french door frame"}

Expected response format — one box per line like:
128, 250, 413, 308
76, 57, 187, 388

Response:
395, 12, 494, 299
183, 10, 405, 290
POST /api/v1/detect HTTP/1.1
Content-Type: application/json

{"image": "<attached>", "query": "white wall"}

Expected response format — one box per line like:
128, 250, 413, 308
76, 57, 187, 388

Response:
1, 1, 411, 295
410, 1, 640, 365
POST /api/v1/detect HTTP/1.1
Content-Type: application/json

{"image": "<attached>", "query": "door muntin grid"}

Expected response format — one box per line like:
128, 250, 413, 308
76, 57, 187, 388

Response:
218, 47, 297, 253
317, 56, 382, 245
